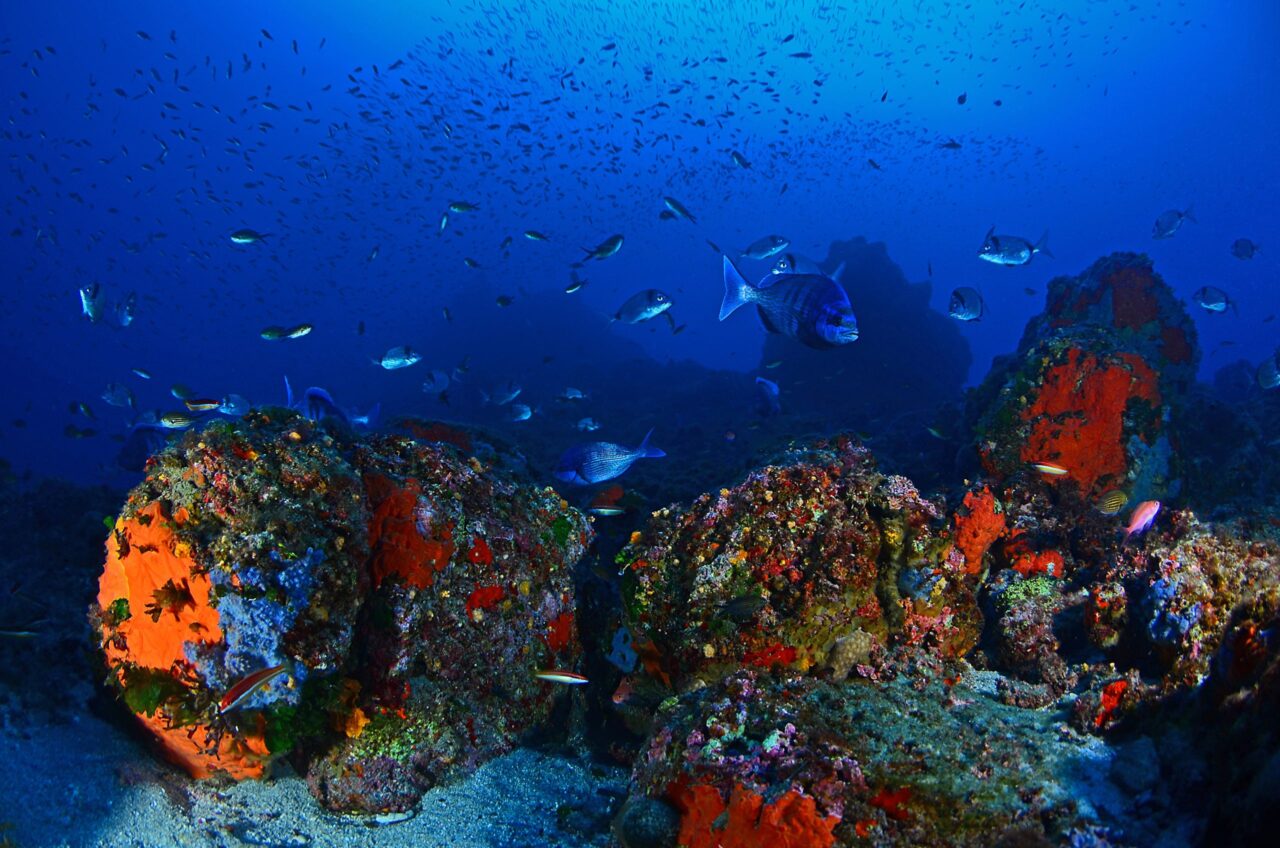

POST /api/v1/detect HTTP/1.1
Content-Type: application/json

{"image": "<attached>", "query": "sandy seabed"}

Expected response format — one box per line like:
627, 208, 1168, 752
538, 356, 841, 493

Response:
0, 712, 625, 848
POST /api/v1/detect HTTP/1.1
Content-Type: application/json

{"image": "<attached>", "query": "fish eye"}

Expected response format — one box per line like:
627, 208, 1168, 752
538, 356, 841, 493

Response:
656, 293, 665, 301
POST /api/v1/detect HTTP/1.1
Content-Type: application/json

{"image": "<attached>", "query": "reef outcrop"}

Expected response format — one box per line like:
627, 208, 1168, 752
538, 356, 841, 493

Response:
92, 411, 589, 810
619, 437, 981, 694
970, 253, 1197, 502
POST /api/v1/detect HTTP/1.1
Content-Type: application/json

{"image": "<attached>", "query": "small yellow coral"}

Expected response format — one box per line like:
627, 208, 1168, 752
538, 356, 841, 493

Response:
344, 707, 370, 739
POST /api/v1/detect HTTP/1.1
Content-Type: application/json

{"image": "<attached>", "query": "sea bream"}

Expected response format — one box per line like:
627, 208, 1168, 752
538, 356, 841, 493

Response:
374, 345, 421, 369
768, 253, 844, 282
1192, 286, 1235, 314
1231, 238, 1260, 260
720, 256, 858, 349
554, 429, 665, 485
79, 282, 105, 322
582, 233, 624, 261
948, 287, 984, 321
229, 228, 269, 244
613, 289, 672, 324
662, 196, 697, 223
1152, 206, 1195, 239
740, 234, 790, 261
978, 227, 1051, 266
114, 291, 138, 328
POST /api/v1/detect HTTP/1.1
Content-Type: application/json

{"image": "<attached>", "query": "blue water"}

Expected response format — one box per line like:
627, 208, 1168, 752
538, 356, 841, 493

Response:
2, 1, 1277, 482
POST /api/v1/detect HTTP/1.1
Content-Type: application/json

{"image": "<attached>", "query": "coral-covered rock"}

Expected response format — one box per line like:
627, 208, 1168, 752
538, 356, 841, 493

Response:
1032, 253, 1198, 383
91, 412, 591, 811
970, 254, 1196, 502
306, 434, 590, 813
1081, 512, 1280, 694
627, 669, 1129, 846
94, 412, 368, 779
619, 437, 980, 690
948, 485, 1007, 576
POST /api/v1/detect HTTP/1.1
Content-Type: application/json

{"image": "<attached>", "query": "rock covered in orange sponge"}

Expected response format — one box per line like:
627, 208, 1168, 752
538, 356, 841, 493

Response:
977, 340, 1167, 498
93, 411, 371, 780
672, 781, 839, 848
949, 485, 1006, 575
969, 253, 1194, 505
93, 410, 590, 808
1039, 253, 1198, 381
96, 501, 270, 779
627, 669, 1119, 846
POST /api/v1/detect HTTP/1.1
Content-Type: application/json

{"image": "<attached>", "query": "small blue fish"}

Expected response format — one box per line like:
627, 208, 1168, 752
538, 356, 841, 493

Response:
79, 282, 105, 322
948, 287, 984, 321
1192, 286, 1235, 315
1152, 206, 1195, 239
740, 234, 789, 261
114, 291, 138, 328
607, 627, 638, 672
554, 429, 665, 485
218, 394, 250, 416
1231, 238, 1260, 260
978, 227, 1051, 266
101, 382, 135, 409
767, 253, 844, 284
481, 380, 522, 406
300, 386, 345, 422
755, 376, 781, 416
613, 290, 672, 324
375, 345, 421, 369
720, 256, 858, 348
229, 228, 269, 245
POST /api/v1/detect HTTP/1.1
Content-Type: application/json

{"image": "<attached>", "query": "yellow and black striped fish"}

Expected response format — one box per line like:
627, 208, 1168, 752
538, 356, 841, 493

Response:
1095, 489, 1129, 516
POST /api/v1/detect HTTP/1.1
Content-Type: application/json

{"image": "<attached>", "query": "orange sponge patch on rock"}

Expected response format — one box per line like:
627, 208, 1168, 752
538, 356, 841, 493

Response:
1018, 348, 1160, 495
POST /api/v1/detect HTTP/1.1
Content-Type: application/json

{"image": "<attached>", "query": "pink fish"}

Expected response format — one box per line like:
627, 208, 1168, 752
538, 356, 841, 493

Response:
1122, 500, 1161, 543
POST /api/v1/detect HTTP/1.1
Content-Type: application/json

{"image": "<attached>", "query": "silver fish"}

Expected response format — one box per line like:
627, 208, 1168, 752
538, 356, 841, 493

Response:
978, 227, 1051, 266
662, 196, 697, 223
614, 289, 672, 324
101, 382, 135, 409
114, 291, 138, 327
1152, 206, 1195, 239
1258, 350, 1280, 390
79, 283, 105, 322
582, 234, 624, 261
218, 394, 250, 416
755, 376, 781, 415
948, 287, 984, 321
1192, 286, 1234, 314
376, 345, 421, 369
482, 380, 522, 406
421, 370, 450, 394
741, 234, 790, 261
1231, 238, 1259, 260
229, 228, 269, 244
